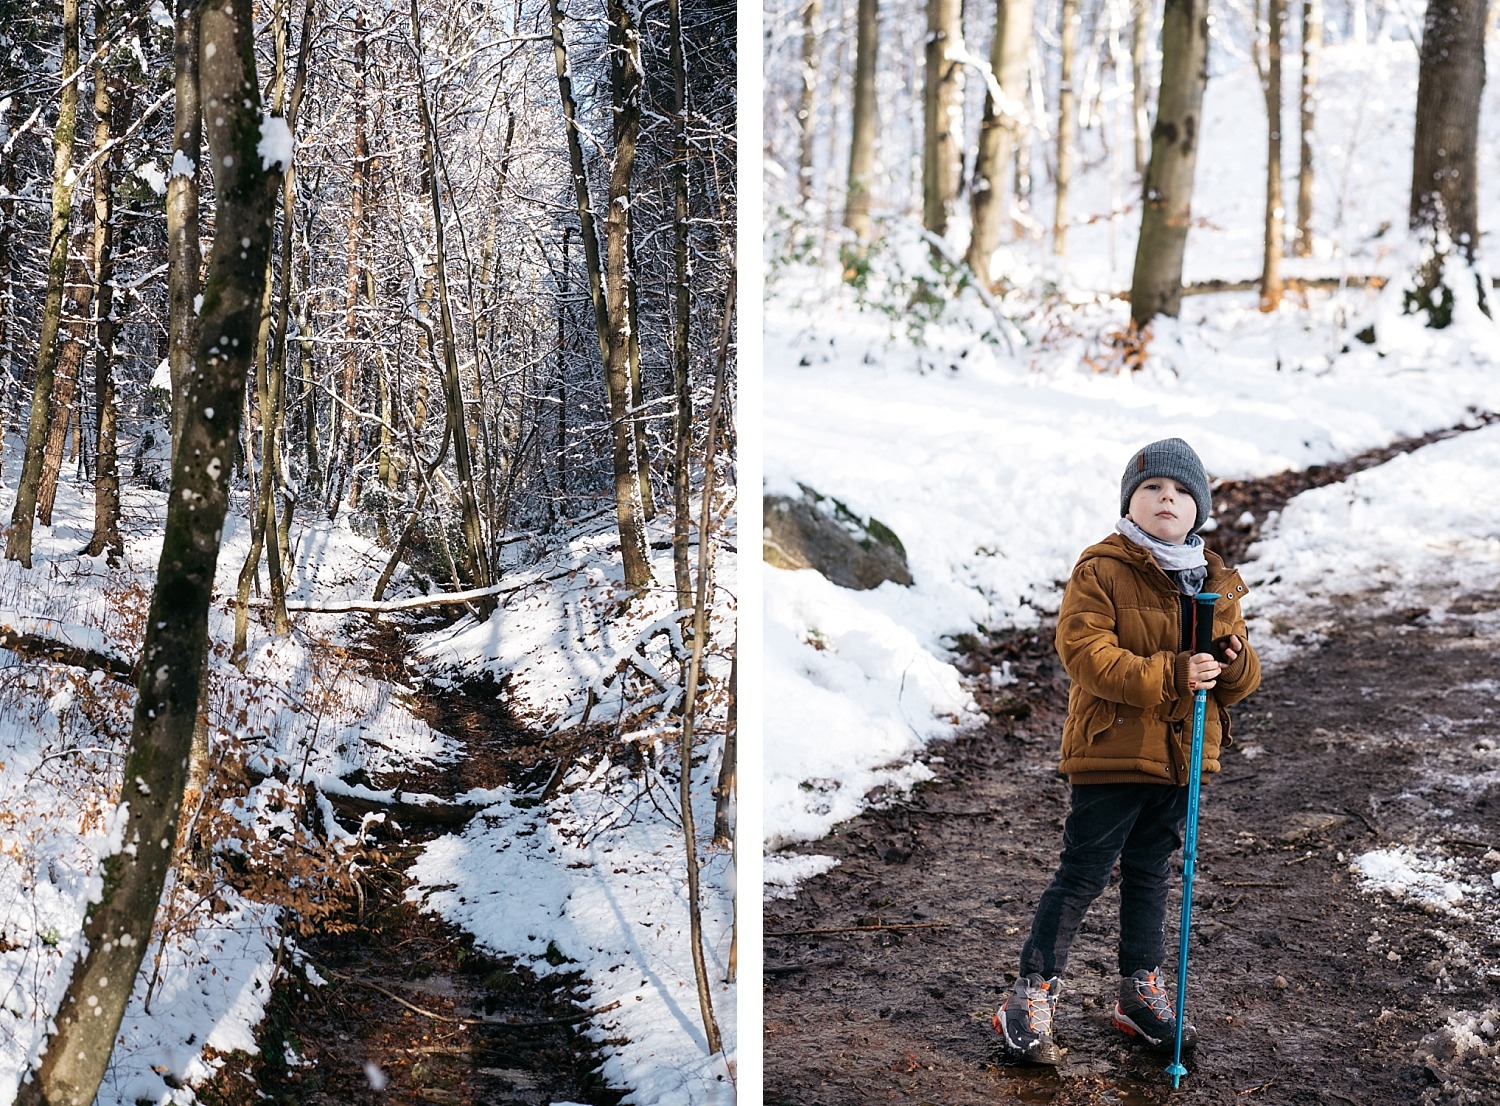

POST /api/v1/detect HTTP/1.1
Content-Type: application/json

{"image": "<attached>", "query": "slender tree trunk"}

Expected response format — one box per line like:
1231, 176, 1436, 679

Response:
550, 0, 650, 588
234, 0, 313, 661
167, 0, 202, 462
1293, 0, 1319, 258
36, 229, 90, 526
337, 10, 369, 518
965, 0, 1033, 283
1259, 0, 1285, 309
612, 20, 653, 524
15, 7, 283, 1102
0, 98, 15, 418
1405, 0, 1487, 326
1055, 0, 1080, 257
85, 2, 132, 561
6, 0, 80, 567
843, 0, 879, 240
557, 226, 571, 514
670, 0, 694, 611
1131, 0, 1150, 179
1128, 0, 1210, 329
680, 258, 735, 1060
411, 0, 493, 598
712, 646, 736, 846
603, 0, 652, 589
796, 0, 823, 206
921, 0, 962, 237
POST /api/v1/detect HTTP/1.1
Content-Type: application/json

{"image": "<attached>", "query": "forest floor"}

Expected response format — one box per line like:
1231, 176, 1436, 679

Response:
764, 452, 1500, 1106
200, 617, 620, 1106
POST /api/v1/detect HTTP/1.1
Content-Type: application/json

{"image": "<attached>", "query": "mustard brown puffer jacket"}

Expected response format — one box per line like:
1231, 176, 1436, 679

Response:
1054, 533, 1261, 786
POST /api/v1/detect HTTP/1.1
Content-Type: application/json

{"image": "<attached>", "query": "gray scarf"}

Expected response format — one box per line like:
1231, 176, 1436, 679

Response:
1116, 518, 1209, 596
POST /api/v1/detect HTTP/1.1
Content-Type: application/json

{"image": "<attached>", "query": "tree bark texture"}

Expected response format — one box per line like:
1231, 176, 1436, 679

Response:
797, 0, 823, 206
1128, 0, 1209, 329
603, 0, 653, 590
921, 0, 962, 238
17, 3, 282, 1101
1260, 0, 1286, 309
166, 0, 202, 462
35, 228, 90, 526
965, 0, 1033, 284
1131, 0, 1150, 179
85, 2, 134, 562
1406, 0, 1488, 325
411, 0, 494, 599
843, 0, 879, 240
6, 0, 80, 568
671, 0, 695, 611
1055, 0, 1080, 257
1294, 0, 1320, 258
234, 0, 316, 661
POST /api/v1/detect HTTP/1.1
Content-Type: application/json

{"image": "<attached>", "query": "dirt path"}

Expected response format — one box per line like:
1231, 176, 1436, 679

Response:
764, 568, 1500, 1103
200, 619, 621, 1106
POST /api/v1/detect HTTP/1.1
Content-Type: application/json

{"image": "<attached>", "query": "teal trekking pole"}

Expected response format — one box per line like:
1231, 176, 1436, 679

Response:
1167, 591, 1220, 1088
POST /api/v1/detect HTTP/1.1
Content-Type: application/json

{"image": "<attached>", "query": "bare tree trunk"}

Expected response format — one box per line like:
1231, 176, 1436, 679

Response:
1055, 0, 1080, 257
613, 22, 654, 525
1128, 0, 1210, 329
167, 0, 202, 462
603, 0, 652, 590
1405, 0, 1487, 326
1131, 0, 1150, 179
6, 0, 80, 567
0, 97, 13, 401
1293, 0, 1320, 258
337, 9, 369, 518
36, 228, 89, 525
670, 0, 694, 611
550, 0, 650, 589
1259, 0, 1286, 309
234, 0, 314, 662
843, 0, 879, 240
797, 0, 823, 206
712, 646, 736, 846
410, 0, 494, 598
965, 0, 1032, 283
921, 0, 962, 238
14, 6, 282, 1102
84, 0, 132, 562
680, 259, 735, 1060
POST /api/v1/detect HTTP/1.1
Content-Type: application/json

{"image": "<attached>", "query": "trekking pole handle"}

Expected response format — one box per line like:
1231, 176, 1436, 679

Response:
1193, 592, 1220, 658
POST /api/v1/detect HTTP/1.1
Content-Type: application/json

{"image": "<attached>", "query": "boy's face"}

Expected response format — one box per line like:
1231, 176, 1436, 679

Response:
1127, 478, 1196, 543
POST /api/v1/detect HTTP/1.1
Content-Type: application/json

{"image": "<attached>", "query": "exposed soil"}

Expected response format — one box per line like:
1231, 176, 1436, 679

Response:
764, 458, 1500, 1105
199, 616, 621, 1106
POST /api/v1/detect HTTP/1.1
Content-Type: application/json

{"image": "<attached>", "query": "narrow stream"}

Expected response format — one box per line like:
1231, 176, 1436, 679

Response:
200, 618, 622, 1106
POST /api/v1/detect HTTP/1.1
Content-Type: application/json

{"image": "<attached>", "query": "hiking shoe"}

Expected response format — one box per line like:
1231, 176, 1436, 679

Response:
1113, 968, 1196, 1053
993, 973, 1062, 1064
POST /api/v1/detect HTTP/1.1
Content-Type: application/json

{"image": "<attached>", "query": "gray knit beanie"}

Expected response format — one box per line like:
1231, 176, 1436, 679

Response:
1119, 438, 1212, 533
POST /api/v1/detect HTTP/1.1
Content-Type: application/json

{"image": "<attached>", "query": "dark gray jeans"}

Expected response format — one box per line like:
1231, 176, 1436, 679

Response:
1019, 782, 1190, 979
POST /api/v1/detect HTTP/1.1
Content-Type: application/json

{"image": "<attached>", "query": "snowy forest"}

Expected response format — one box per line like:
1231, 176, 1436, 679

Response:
0, 0, 737, 1104
763, 0, 1500, 1103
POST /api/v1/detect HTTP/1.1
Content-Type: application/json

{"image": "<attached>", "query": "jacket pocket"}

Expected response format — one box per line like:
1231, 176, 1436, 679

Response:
1215, 705, 1234, 749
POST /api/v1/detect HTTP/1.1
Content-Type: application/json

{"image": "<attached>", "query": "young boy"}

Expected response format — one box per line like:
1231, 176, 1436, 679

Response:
994, 437, 1261, 1064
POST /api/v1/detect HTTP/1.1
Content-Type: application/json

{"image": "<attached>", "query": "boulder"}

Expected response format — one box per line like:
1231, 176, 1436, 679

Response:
763, 485, 913, 590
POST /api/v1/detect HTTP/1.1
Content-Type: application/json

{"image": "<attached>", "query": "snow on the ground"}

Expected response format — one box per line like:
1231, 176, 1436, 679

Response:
0, 454, 735, 1105
762, 36, 1500, 907
409, 527, 738, 1106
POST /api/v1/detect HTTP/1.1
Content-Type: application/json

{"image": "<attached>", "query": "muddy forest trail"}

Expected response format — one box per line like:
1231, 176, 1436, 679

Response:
199, 618, 621, 1106
764, 439, 1500, 1106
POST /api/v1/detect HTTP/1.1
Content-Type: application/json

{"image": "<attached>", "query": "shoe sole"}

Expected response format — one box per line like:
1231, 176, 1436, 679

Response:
993, 1011, 1062, 1065
1112, 1004, 1196, 1053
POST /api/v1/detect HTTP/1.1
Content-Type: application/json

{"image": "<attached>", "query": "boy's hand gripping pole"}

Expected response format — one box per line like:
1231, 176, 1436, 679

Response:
1167, 592, 1221, 1088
